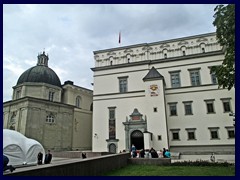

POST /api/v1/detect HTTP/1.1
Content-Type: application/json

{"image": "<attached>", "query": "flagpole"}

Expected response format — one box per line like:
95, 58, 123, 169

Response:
119, 31, 121, 46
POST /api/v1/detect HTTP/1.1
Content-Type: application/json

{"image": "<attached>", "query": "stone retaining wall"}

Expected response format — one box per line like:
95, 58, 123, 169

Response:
5, 153, 130, 176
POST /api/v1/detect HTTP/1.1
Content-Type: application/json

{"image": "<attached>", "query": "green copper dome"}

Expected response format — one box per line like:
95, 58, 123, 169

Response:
16, 51, 61, 87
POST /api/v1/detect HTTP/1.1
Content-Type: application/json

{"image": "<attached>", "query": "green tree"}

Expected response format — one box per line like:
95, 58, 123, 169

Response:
211, 4, 235, 90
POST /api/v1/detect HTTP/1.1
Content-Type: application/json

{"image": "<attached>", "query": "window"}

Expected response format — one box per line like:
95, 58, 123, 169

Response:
153, 107, 158, 112
170, 129, 180, 140
46, 115, 55, 123
182, 51, 186, 56
208, 127, 219, 139
168, 103, 177, 116
109, 108, 115, 120
211, 72, 218, 84
49, 91, 54, 101
170, 71, 181, 88
186, 128, 196, 140
75, 96, 81, 108
164, 53, 167, 59
221, 98, 232, 113
225, 127, 235, 139
108, 107, 116, 139
183, 101, 193, 115
118, 76, 128, 93
16, 90, 21, 99
189, 69, 201, 86
158, 135, 162, 140
204, 99, 215, 114
202, 47, 205, 53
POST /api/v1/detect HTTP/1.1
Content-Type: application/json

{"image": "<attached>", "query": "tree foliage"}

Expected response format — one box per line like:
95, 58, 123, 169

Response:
211, 4, 235, 90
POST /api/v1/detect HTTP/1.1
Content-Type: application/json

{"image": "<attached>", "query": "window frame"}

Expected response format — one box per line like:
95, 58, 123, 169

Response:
46, 114, 55, 124
220, 98, 232, 113
118, 76, 128, 93
208, 127, 220, 140
188, 68, 201, 86
75, 96, 81, 108
183, 101, 193, 115
168, 102, 178, 116
204, 99, 215, 114
185, 128, 196, 140
225, 126, 235, 139
170, 129, 180, 141
108, 107, 116, 140
48, 91, 55, 101
169, 71, 181, 88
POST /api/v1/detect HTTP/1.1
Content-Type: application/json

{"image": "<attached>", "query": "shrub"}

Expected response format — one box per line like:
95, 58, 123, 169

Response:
171, 160, 234, 167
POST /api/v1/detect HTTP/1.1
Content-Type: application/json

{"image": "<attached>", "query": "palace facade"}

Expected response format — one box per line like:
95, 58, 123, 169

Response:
91, 32, 235, 155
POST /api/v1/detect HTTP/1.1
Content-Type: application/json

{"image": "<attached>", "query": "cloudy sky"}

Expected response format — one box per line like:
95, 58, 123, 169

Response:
3, 4, 217, 102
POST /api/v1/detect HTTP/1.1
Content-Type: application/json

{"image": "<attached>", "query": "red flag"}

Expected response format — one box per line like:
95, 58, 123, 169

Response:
118, 32, 121, 44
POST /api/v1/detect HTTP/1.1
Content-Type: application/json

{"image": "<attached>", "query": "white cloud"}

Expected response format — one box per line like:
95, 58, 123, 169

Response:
3, 4, 218, 101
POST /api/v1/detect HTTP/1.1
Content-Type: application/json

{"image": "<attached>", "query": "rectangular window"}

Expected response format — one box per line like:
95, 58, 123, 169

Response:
204, 100, 215, 114
46, 115, 55, 123
158, 135, 162, 140
118, 76, 128, 93
49, 91, 54, 101
228, 130, 235, 138
208, 127, 219, 139
108, 107, 116, 139
183, 101, 193, 115
170, 129, 180, 140
109, 109, 115, 120
189, 69, 201, 86
186, 128, 196, 140
168, 103, 177, 116
225, 127, 235, 139
170, 72, 181, 88
173, 132, 179, 140
153, 107, 158, 112
211, 131, 218, 139
221, 98, 232, 113
188, 132, 195, 140
211, 73, 218, 84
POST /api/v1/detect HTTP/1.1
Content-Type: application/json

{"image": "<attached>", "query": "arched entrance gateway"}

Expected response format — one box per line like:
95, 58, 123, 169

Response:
131, 130, 144, 150
123, 108, 147, 151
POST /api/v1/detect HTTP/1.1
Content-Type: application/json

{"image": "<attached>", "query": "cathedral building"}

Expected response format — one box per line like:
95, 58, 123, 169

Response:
3, 51, 93, 151
91, 32, 235, 155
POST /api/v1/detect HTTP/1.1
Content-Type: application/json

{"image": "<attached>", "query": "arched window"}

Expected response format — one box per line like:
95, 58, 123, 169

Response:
200, 43, 206, 53
76, 96, 81, 108
109, 143, 116, 153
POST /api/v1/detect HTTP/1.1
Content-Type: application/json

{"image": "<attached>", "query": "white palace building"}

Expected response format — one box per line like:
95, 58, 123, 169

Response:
91, 32, 235, 156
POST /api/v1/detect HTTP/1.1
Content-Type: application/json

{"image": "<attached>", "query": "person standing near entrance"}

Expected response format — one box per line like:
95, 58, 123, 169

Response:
131, 144, 137, 158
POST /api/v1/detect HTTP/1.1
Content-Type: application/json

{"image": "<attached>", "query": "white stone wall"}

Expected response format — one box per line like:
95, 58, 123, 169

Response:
92, 32, 235, 154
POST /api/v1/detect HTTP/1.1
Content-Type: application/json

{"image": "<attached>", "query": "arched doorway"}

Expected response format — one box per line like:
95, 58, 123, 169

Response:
131, 130, 144, 150
109, 143, 116, 153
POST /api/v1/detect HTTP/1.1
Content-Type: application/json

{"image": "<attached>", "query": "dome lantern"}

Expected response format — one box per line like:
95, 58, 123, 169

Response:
37, 51, 49, 67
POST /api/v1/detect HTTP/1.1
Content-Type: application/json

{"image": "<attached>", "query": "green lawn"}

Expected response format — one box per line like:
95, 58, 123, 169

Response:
103, 164, 235, 176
